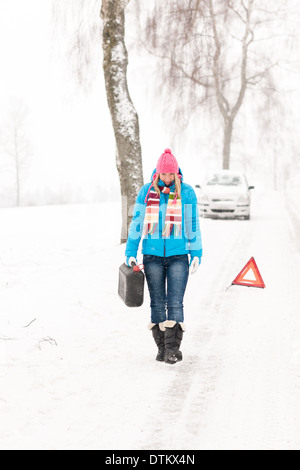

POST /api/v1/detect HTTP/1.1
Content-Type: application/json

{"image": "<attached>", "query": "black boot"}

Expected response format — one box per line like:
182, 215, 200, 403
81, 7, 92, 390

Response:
164, 322, 184, 364
150, 324, 165, 362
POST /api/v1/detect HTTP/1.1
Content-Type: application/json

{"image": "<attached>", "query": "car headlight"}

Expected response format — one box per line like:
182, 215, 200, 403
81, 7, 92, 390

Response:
238, 194, 250, 204
199, 193, 209, 204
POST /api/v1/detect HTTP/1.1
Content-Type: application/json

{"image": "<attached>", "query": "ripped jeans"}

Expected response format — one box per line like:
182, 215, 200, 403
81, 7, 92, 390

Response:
143, 254, 189, 325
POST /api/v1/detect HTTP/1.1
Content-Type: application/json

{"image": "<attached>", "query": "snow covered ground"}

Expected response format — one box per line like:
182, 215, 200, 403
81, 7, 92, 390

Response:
1, 189, 300, 450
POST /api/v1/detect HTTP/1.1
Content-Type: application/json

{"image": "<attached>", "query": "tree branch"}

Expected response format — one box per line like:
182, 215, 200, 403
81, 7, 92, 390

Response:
208, 0, 228, 120
140, 39, 214, 88
229, 1, 246, 24
231, 0, 254, 119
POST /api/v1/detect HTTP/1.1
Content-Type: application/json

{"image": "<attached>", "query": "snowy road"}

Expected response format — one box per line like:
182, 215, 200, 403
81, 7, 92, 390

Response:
140, 189, 300, 450
1, 190, 300, 450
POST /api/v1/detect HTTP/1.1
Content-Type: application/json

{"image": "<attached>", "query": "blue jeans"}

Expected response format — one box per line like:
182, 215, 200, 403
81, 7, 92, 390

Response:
143, 254, 189, 324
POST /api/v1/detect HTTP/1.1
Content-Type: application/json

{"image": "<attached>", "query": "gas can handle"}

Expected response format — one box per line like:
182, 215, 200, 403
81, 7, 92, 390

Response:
133, 264, 144, 272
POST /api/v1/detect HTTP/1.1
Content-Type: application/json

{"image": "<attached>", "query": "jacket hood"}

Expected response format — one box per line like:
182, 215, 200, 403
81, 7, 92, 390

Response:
143, 168, 184, 204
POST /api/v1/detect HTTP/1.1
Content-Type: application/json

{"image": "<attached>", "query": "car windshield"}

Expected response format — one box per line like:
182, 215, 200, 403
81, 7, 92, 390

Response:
206, 174, 243, 187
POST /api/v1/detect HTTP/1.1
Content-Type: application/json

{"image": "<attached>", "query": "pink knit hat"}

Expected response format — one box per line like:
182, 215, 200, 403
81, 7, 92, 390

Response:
156, 149, 179, 174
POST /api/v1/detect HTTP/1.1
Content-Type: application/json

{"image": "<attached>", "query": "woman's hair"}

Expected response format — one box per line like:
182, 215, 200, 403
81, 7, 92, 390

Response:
153, 173, 181, 198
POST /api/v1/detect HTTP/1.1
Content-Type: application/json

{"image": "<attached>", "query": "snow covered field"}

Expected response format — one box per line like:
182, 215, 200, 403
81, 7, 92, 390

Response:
1, 189, 300, 450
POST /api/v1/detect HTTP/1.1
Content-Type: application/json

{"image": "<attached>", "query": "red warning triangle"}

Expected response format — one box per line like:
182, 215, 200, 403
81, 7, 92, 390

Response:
232, 257, 266, 288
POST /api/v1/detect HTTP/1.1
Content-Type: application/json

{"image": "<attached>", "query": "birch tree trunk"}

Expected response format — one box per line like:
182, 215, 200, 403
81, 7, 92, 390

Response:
101, 0, 143, 243
223, 118, 234, 170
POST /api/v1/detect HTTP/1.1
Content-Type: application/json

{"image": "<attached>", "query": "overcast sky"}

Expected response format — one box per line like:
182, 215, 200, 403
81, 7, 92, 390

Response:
0, 0, 204, 203
0, 0, 120, 201
0, 0, 300, 204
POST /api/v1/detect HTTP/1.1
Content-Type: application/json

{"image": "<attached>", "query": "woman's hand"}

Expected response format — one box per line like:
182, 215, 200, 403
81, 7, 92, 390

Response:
189, 256, 200, 275
126, 256, 137, 267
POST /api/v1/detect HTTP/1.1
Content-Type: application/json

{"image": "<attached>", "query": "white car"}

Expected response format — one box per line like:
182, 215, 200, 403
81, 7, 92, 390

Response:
196, 170, 254, 220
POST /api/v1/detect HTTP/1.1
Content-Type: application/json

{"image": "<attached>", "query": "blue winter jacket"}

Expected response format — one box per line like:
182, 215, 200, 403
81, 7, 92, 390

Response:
125, 170, 203, 260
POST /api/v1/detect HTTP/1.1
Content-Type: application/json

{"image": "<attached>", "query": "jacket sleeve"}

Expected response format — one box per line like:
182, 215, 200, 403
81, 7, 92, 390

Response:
184, 186, 203, 259
125, 185, 148, 259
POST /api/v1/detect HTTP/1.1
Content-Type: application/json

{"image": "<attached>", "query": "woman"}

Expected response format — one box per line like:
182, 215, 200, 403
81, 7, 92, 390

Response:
125, 149, 202, 364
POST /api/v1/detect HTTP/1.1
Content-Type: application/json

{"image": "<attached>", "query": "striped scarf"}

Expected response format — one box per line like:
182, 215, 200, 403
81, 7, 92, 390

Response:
143, 186, 182, 238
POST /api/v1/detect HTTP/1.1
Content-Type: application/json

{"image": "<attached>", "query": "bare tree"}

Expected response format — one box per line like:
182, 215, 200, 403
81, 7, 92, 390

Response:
140, 0, 284, 169
53, 0, 144, 242
2, 99, 30, 206
101, 0, 143, 242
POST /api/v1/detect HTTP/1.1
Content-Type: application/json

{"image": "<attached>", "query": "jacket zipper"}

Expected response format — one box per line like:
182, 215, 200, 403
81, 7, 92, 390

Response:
164, 192, 167, 258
